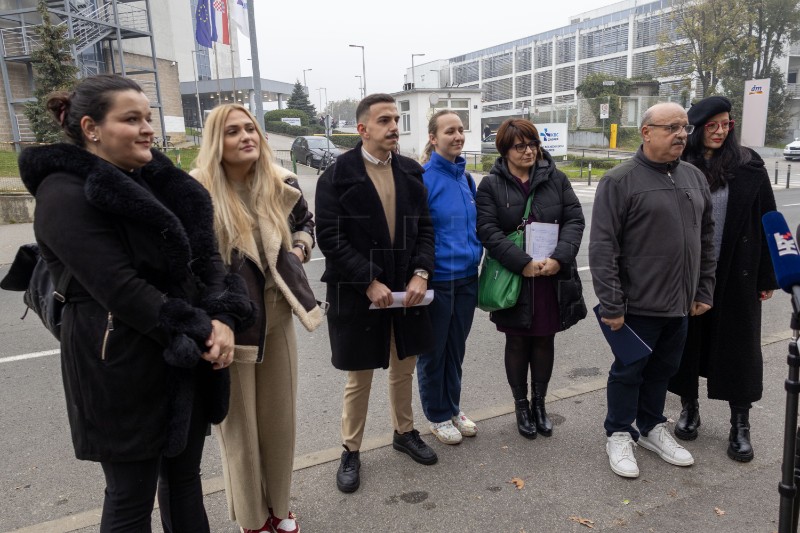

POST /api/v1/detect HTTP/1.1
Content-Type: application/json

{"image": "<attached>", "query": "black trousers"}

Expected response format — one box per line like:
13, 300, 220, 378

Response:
99, 394, 210, 533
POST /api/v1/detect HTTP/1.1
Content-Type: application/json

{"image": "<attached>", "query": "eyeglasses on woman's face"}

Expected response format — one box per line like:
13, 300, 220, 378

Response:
647, 123, 695, 135
704, 120, 734, 133
513, 140, 540, 153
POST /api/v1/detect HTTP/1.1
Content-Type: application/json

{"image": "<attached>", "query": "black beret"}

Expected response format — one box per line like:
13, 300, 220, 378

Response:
687, 96, 732, 127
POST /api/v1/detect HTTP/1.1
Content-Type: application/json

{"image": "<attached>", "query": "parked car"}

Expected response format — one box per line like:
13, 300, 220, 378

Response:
291, 136, 343, 169
785, 138, 800, 160
481, 133, 497, 154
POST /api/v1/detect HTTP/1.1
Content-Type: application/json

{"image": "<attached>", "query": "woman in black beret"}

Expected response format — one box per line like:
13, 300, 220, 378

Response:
668, 95, 777, 462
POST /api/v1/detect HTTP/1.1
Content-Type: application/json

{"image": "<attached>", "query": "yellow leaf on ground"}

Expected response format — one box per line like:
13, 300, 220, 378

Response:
714, 507, 726, 516
568, 516, 595, 528
509, 477, 525, 489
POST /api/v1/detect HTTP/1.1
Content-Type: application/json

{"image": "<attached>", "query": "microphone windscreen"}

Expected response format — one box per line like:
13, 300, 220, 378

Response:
763, 211, 800, 293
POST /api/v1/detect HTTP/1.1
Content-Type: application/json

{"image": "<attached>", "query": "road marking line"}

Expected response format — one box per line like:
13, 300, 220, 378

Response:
783, 203, 800, 207
0, 349, 59, 364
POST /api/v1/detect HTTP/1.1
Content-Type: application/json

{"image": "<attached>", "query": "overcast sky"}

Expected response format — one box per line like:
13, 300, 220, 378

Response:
239, 0, 608, 104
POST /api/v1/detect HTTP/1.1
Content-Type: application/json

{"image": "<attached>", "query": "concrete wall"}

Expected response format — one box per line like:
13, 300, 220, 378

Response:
0, 194, 34, 224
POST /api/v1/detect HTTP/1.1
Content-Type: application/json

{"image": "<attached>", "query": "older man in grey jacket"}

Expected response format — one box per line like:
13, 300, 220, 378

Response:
589, 102, 716, 478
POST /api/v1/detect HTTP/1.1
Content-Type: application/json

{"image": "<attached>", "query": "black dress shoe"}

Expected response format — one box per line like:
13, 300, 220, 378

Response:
392, 429, 438, 465
336, 448, 361, 493
674, 397, 700, 441
727, 409, 754, 462
514, 398, 537, 439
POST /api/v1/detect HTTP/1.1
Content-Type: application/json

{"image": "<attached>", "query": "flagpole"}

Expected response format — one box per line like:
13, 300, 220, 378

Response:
245, 0, 264, 127
227, 2, 236, 98
213, 42, 222, 101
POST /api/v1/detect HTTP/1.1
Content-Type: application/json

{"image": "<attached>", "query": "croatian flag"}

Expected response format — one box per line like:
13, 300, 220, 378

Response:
195, 0, 213, 48
212, 0, 230, 45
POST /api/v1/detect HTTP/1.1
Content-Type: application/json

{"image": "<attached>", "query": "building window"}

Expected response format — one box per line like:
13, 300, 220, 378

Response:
789, 72, 798, 84
399, 100, 411, 132
431, 98, 471, 130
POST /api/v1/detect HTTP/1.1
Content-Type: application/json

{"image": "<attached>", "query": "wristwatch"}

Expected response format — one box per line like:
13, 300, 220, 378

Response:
413, 269, 429, 280
293, 242, 309, 261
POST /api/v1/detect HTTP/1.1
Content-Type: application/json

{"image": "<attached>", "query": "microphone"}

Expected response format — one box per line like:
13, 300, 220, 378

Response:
762, 211, 800, 293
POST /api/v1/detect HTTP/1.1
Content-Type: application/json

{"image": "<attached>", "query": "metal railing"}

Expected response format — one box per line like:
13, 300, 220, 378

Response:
0, 2, 147, 59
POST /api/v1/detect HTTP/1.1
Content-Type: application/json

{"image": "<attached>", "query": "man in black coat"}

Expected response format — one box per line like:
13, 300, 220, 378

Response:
315, 94, 437, 494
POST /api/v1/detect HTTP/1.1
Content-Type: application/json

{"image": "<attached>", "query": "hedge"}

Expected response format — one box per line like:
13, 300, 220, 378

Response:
264, 121, 325, 137
264, 109, 310, 126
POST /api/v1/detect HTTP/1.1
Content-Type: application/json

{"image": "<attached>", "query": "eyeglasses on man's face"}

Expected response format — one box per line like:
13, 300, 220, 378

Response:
513, 140, 540, 153
647, 123, 695, 135
704, 120, 734, 133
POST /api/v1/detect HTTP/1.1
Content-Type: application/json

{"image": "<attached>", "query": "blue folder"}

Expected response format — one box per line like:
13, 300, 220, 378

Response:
593, 304, 653, 365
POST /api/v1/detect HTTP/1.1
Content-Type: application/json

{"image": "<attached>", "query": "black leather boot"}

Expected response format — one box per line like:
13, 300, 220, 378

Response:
532, 381, 553, 437
674, 397, 700, 441
727, 405, 754, 462
512, 385, 536, 439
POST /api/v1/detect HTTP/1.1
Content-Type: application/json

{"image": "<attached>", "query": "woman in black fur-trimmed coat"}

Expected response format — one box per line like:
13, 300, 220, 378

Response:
19, 75, 251, 532
668, 96, 778, 464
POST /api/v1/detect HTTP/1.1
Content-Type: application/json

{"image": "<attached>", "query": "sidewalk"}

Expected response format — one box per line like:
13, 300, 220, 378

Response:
23, 331, 793, 533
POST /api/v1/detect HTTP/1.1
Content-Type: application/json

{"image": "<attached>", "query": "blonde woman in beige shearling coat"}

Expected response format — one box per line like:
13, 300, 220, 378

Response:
192, 104, 323, 533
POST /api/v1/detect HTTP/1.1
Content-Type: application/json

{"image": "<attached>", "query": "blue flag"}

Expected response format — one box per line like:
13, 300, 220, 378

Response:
195, 0, 213, 48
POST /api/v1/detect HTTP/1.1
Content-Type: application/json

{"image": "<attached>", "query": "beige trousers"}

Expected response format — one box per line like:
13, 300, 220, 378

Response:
215, 290, 297, 530
341, 331, 416, 451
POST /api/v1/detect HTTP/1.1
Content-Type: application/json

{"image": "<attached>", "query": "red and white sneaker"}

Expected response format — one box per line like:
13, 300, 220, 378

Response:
268, 510, 299, 533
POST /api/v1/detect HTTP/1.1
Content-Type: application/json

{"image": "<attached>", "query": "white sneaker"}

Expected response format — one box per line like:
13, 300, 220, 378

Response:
638, 423, 694, 467
430, 420, 463, 444
451, 411, 477, 437
606, 432, 639, 478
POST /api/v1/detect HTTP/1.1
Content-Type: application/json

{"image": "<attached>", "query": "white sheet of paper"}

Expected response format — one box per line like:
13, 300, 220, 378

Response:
525, 222, 559, 260
369, 289, 435, 309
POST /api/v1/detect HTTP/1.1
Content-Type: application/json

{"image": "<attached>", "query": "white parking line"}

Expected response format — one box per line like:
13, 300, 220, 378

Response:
0, 349, 60, 364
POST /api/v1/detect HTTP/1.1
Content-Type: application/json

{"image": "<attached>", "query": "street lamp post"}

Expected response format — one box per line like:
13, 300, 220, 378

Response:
190, 50, 202, 133
349, 44, 366, 95
303, 68, 312, 90
411, 53, 425, 90
355, 75, 363, 98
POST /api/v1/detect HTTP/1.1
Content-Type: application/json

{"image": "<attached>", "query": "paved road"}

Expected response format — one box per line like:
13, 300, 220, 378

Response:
4, 168, 800, 532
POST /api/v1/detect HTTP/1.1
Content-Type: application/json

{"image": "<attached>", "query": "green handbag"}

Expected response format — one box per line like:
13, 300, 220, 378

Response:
477, 195, 533, 312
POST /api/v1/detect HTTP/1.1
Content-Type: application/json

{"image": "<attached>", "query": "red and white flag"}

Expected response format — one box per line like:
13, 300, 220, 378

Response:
212, 0, 229, 45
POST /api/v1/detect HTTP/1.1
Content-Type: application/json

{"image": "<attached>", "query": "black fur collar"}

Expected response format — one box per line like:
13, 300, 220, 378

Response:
19, 143, 217, 279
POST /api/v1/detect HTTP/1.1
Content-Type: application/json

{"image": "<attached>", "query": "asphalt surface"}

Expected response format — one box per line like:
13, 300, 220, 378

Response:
3, 142, 800, 532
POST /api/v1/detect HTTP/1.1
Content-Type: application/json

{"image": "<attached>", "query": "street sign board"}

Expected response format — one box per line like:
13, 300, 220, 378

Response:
599, 103, 610, 119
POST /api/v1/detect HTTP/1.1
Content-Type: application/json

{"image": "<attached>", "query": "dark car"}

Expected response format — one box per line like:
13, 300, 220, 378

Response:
291, 136, 343, 169
481, 133, 497, 154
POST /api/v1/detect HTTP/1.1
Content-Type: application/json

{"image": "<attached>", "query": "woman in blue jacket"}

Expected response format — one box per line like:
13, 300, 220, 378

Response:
417, 110, 483, 445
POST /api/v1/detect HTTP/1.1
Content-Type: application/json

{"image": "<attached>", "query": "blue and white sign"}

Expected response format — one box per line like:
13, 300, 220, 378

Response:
537, 123, 568, 157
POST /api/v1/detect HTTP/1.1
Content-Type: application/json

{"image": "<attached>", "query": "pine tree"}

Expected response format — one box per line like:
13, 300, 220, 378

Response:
286, 81, 316, 119
24, 0, 79, 143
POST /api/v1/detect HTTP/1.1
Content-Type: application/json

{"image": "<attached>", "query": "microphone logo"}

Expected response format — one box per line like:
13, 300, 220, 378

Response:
774, 231, 800, 256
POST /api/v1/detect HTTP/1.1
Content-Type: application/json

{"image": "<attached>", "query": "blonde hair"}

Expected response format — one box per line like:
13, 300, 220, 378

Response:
192, 103, 292, 263
420, 109, 460, 163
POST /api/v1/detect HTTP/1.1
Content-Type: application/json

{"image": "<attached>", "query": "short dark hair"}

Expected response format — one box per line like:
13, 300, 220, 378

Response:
356, 93, 395, 124
495, 119, 540, 157
46, 74, 144, 147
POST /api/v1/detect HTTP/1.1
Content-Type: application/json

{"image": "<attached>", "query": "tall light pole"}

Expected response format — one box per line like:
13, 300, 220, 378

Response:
355, 75, 363, 98
411, 53, 425, 90
349, 44, 366, 95
190, 50, 203, 130
302, 68, 312, 90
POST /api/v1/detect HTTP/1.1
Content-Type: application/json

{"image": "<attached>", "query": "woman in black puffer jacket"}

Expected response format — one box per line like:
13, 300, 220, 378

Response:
476, 118, 586, 440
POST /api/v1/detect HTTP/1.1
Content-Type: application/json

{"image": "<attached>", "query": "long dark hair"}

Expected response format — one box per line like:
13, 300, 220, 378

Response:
46, 74, 144, 147
682, 118, 751, 191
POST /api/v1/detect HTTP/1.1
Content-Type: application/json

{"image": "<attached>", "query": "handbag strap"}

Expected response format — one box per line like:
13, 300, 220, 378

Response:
517, 194, 534, 230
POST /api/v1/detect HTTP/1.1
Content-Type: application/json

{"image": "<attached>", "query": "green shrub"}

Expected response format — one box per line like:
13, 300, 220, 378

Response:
481, 154, 496, 172
570, 157, 618, 170
331, 131, 360, 149
264, 109, 310, 126
264, 121, 324, 136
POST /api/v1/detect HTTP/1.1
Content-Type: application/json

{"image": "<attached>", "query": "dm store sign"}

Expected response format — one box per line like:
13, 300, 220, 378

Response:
537, 123, 568, 157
